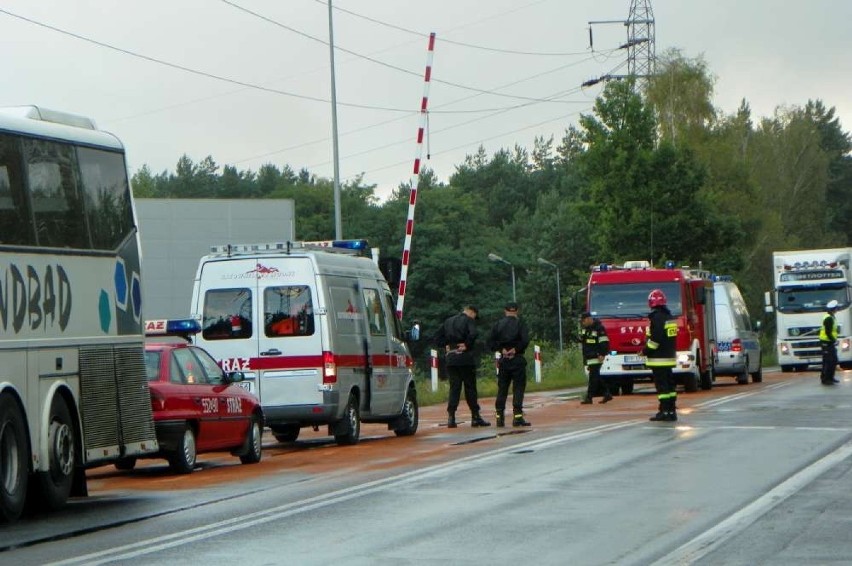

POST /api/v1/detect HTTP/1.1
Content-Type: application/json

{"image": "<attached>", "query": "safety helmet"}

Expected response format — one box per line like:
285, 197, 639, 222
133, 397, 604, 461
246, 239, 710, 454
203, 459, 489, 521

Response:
648, 289, 667, 308
827, 299, 839, 310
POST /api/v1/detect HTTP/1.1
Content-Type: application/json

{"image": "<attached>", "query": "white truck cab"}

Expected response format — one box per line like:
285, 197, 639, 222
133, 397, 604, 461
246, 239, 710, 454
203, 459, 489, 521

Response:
189, 240, 419, 445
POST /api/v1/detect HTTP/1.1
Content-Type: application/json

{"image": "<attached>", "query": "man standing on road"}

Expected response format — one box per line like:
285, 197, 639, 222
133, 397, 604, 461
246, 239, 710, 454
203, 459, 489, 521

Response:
820, 299, 840, 385
434, 305, 490, 428
580, 312, 613, 405
488, 302, 531, 427
643, 289, 679, 422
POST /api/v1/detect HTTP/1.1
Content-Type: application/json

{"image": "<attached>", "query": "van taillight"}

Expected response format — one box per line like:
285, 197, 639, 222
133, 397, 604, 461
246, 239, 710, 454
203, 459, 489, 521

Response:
732, 338, 742, 352
323, 351, 337, 384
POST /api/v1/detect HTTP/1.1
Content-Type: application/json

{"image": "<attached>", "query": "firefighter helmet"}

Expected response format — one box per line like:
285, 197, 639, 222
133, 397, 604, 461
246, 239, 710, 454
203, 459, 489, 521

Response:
648, 289, 667, 308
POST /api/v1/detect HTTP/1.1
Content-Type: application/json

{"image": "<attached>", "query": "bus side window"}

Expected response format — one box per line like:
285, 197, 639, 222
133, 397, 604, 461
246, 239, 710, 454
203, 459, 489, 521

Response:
0, 135, 34, 246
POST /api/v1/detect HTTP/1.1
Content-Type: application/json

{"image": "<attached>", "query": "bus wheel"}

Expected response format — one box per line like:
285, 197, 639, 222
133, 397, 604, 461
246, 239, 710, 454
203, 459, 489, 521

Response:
38, 396, 75, 510
334, 393, 361, 446
0, 394, 29, 523
169, 425, 197, 474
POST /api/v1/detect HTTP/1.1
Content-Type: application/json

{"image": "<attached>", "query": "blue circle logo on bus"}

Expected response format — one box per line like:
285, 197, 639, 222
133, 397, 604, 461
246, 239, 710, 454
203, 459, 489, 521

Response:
114, 258, 128, 311
99, 289, 111, 333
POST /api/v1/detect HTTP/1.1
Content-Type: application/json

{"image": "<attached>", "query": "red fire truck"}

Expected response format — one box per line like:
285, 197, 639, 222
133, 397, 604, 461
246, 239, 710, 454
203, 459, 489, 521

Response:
582, 261, 717, 394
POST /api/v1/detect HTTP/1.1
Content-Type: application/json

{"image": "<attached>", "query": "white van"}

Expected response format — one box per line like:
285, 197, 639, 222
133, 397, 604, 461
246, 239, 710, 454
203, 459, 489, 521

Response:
189, 240, 419, 445
713, 278, 763, 384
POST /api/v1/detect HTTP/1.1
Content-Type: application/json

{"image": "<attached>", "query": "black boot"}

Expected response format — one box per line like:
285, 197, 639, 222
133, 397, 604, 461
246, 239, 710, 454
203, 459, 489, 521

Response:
471, 411, 491, 427
599, 390, 613, 404
495, 411, 505, 428
666, 398, 678, 422
447, 412, 457, 428
649, 399, 667, 421
512, 413, 532, 427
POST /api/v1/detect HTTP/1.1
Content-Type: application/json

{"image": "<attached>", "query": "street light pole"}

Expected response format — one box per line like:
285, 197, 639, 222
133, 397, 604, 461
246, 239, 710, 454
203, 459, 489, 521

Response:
538, 257, 563, 352
488, 253, 516, 302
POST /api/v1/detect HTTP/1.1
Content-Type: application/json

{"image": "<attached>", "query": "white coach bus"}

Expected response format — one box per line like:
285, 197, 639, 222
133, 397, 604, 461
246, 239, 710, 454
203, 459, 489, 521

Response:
0, 106, 158, 522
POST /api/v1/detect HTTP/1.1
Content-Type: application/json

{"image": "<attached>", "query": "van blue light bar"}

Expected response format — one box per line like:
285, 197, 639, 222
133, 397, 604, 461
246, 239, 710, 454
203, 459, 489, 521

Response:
144, 318, 201, 336
299, 239, 369, 250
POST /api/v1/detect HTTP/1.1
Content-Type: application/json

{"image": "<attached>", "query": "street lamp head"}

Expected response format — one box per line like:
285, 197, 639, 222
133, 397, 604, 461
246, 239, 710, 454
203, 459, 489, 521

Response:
488, 253, 503, 263
537, 257, 556, 268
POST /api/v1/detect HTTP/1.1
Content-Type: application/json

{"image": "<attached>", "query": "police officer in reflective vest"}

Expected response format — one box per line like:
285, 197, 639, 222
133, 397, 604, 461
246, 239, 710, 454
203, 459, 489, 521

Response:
579, 311, 612, 405
487, 302, 531, 427
820, 299, 840, 385
434, 305, 490, 427
643, 289, 679, 421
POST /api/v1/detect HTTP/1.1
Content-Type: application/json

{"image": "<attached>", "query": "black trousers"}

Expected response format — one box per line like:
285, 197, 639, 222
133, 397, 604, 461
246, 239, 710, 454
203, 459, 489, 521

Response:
585, 363, 610, 399
821, 341, 838, 383
495, 357, 527, 415
446, 365, 481, 414
650, 365, 676, 398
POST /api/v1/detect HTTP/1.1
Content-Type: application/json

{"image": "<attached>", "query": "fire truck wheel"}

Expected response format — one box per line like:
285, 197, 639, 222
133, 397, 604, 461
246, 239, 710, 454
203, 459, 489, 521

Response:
38, 396, 75, 510
394, 385, 419, 437
272, 424, 300, 443
239, 415, 262, 464
683, 373, 699, 393
334, 393, 361, 446
0, 393, 28, 523
169, 425, 197, 474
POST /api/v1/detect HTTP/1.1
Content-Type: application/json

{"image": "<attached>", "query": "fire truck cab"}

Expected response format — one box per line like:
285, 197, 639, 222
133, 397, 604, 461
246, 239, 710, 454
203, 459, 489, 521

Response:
583, 261, 717, 393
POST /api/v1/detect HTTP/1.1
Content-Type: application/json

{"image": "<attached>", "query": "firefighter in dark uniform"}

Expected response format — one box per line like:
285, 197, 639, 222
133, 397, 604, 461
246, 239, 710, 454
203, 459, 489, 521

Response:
820, 299, 840, 385
487, 302, 531, 427
643, 289, 679, 421
434, 305, 490, 427
579, 312, 613, 405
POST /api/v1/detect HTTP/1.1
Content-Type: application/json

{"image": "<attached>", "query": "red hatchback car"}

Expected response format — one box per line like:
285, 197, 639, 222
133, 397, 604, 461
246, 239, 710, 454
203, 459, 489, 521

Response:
116, 319, 264, 474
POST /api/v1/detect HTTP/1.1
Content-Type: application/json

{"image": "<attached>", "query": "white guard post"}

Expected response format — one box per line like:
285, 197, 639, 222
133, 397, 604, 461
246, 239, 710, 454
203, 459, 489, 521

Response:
534, 345, 542, 383
430, 349, 439, 392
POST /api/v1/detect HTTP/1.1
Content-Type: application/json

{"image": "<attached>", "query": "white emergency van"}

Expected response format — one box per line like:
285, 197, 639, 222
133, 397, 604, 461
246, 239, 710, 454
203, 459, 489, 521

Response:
189, 240, 419, 445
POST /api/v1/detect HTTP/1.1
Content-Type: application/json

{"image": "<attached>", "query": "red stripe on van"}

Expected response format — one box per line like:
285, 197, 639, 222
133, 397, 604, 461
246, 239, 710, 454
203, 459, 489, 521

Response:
248, 354, 409, 370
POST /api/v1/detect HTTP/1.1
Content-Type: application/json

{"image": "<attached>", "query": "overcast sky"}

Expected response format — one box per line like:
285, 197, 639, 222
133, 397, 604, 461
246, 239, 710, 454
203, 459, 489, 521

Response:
2, 0, 850, 201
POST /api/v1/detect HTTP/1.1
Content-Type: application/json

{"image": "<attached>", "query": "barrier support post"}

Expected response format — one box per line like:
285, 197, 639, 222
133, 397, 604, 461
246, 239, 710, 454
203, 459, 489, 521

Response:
534, 345, 542, 383
430, 349, 438, 392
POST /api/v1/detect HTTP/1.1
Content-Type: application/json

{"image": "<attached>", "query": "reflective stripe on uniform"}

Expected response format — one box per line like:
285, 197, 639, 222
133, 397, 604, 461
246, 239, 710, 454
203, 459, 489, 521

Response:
646, 358, 675, 367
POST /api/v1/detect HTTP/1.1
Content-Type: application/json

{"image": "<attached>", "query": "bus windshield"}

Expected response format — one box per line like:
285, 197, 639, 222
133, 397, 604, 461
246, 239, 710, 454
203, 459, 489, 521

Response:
590, 282, 683, 317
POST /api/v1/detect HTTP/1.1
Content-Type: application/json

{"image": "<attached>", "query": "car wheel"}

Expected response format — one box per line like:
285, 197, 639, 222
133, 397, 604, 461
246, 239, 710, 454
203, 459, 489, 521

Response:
334, 393, 361, 446
114, 457, 137, 471
394, 386, 419, 437
169, 425, 197, 474
736, 357, 749, 385
272, 424, 300, 443
751, 356, 763, 383
36, 396, 75, 510
781, 365, 793, 373
239, 415, 262, 465
621, 380, 634, 395
0, 394, 29, 523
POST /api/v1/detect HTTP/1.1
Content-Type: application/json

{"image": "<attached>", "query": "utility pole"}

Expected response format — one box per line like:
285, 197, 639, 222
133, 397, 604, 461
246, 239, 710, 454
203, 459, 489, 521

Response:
585, 0, 656, 86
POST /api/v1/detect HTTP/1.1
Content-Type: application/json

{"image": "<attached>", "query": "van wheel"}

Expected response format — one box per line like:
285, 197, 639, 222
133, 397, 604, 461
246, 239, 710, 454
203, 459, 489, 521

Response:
736, 357, 749, 384
36, 396, 76, 510
700, 363, 714, 390
0, 394, 28, 523
750, 355, 763, 382
394, 386, 419, 437
239, 415, 262, 465
334, 393, 361, 446
169, 425, 197, 474
114, 457, 137, 471
272, 424, 300, 443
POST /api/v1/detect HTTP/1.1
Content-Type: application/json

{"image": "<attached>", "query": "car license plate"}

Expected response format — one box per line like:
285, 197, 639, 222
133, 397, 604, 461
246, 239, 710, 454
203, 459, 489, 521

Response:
624, 355, 646, 363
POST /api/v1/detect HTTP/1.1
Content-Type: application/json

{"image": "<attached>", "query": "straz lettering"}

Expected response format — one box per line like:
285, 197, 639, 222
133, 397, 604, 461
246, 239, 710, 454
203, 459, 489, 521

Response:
221, 358, 250, 372
225, 397, 242, 414
201, 398, 218, 414
620, 326, 647, 334
0, 263, 71, 334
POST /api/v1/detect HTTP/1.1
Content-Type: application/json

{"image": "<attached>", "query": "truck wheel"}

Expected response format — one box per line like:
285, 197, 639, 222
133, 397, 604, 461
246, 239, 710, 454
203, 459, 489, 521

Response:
0, 394, 28, 523
168, 425, 197, 474
239, 415, 262, 465
683, 373, 699, 393
700, 363, 714, 390
334, 393, 361, 446
37, 396, 76, 510
394, 386, 419, 437
272, 424, 300, 443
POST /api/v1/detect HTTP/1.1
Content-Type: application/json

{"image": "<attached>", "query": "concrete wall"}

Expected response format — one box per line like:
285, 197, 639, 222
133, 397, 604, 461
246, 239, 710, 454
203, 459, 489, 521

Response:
135, 198, 295, 320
